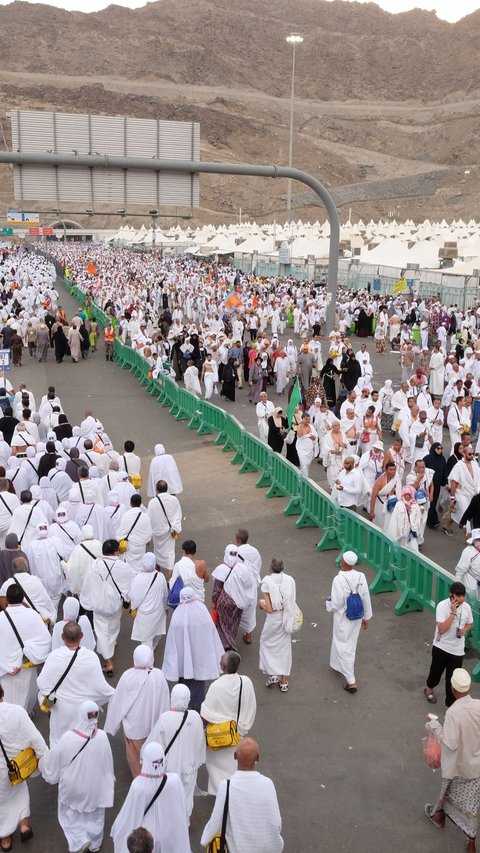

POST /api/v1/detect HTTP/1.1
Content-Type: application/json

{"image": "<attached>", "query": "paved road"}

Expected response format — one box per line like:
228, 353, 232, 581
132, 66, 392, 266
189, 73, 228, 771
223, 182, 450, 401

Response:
12, 284, 470, 852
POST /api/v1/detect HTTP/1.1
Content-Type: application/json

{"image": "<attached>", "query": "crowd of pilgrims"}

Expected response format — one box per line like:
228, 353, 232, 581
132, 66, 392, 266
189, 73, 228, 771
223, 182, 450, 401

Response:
2, 241, 480, 849
0, 380, 291, 852
43, 242, 480, 553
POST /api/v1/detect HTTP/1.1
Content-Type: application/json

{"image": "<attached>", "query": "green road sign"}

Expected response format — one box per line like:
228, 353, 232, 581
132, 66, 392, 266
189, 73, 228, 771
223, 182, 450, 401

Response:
0, 228, 13, 236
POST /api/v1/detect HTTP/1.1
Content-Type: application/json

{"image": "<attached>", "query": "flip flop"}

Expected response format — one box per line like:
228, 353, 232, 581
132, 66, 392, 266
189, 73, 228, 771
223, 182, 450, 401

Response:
1, 839, 12, 852
424, 803, 444, 828
424, 688, 437, 704
343, 683, 357, 693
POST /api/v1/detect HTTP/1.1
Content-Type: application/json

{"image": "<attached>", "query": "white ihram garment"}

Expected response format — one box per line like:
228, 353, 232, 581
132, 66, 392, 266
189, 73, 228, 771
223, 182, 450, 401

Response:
39, 727, 114, 853
326, 568, 372, 685
0, 605, 51, 713
0, 702, 48, 838
259, 573, 296, 678
129, 570, 168, 648
147, 494, 182, 569
144, 708, 206, 817
37, 646, 114, 746
115, 508, 152, 574
201, 673, 257, 795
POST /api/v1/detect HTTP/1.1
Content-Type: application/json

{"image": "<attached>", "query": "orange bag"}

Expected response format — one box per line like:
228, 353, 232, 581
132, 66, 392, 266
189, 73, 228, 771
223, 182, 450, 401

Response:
423, 731, 441, 770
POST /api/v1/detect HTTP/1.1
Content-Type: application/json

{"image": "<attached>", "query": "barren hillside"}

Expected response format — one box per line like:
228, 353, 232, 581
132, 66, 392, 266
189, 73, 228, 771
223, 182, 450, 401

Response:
0, 0, 480, 226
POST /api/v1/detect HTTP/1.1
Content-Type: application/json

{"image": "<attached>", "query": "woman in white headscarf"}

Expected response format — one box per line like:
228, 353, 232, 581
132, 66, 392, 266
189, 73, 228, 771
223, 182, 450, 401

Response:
47, 508, 81, 559
378, 379, 394, 431
25, 522, 64, 610
212, 545, 257, 652
104, 645, 170, 778
51, 596, 96, 651
286, 338, 298, 373
259, 557, 296, 692
129, 552, 168, 650
39, 700, 114, 853
144, 684, 206, 818
110, 741, 190, 853
39, 475, 57, 512
162, 587, 223, 711
146, 444, 183, 497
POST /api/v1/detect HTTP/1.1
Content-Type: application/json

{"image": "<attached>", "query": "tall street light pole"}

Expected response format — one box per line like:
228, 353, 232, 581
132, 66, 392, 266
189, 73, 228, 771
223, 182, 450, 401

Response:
286, 32, 303, 225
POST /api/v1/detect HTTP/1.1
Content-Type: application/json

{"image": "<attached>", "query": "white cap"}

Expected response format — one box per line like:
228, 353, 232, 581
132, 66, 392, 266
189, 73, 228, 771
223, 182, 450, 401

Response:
342, 551, 358, 566
451, 668, 471, 693
467, 528, 480, 545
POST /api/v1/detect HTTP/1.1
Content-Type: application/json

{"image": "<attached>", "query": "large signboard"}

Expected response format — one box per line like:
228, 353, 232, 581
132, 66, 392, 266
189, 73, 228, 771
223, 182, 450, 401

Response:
7, 210, 40, 227
10, 110, 200, 209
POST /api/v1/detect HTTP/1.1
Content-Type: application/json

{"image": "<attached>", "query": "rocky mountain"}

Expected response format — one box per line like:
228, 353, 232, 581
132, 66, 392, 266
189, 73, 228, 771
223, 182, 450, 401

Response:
0, 0, 480, 225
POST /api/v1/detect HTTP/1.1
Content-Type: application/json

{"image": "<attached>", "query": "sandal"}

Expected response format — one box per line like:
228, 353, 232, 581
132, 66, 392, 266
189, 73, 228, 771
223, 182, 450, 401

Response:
279, 682, 288, 692
265, 676, 279, 688
103, 667, 114, 678
424, 688, 437, 704
424, 803, 444, 828
1, 839, 12, 852
20, 828, 33, 842
442, 528, 453, 537
343, 683, 357, 693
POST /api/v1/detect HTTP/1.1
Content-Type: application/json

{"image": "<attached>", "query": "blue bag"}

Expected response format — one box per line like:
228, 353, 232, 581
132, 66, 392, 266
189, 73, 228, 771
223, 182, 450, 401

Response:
344, 576, 364, 621
167, 576, 184, 609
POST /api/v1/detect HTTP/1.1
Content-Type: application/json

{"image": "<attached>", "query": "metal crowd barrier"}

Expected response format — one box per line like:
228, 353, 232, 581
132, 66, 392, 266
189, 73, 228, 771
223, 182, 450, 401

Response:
64, 276, 480, 678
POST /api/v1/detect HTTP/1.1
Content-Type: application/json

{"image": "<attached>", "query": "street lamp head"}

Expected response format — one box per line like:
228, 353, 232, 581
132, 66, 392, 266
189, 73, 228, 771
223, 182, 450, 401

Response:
286, 33, 303, 44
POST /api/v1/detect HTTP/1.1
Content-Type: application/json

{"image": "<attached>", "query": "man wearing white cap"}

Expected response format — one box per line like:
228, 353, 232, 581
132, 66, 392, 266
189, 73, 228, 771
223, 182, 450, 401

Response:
147, 444, 183, 497
326, 551, 372, 693
425, 668, 480, 853
455, 529, 480, 595
39, 699, 114, 853
424, 581, 473, 707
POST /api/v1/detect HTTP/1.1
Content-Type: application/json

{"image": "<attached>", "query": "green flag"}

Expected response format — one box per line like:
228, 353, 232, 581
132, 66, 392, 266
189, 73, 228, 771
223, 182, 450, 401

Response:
287, 377, 302, 427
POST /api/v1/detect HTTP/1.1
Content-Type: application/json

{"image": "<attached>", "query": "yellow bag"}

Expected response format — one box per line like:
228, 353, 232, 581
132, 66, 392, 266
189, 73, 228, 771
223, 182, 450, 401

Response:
207, 836, 229, 853
118, 539, 128, 554
39, 695, 56, 713
205, 720, 240, 751
21, 657, 36, 669
7, 748, 38, 786
130, 609, 137, 619
129, 474, 142, 489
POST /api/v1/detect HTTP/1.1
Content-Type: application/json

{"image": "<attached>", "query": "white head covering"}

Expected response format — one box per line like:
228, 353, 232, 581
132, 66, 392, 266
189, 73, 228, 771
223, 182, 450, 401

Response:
223, 544, 238, 568
342, 551, 358, 566
89, 466, 99, 479
72, 427, 81, 437
63, 596, 80, 621
179, 586, 196, 604
170, 684, 190, 711
81, 524, 94, 541
141, 741, 165, 776
26, 447, 35, 458
31, 485, 41, 499
54, 508, 68, 524
37, 442, 46, 454
467, 528, 480, 545
117, 470, 129, 481
451, 668, 471, 693
133, 645, 153, 670
35, 522, 48, 540
155, 443, 165, 456
74, 700, 99, 737
55, 458, 67, 471
143, 552, 156, 573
